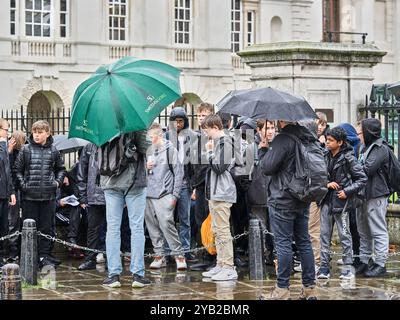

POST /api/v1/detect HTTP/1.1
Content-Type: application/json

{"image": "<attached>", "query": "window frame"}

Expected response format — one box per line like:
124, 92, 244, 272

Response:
231, 0, 242, 53
322, 0, 340, 42
59, 0, 69, 38
174, 0, 192, 46
246, 10, 255, 47
108, 0, 129, 42
24, 0, 53, 38
10, 0, 18, 36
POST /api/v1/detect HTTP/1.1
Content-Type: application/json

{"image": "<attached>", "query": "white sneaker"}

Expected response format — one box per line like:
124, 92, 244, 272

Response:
211, 267, 238, 281
175, 255, 187, 270
149, 256, 167, 269
294, 264, 302, 272
96, 253, 105, 264
202, 265, 222, 278
337, 259, 344, 265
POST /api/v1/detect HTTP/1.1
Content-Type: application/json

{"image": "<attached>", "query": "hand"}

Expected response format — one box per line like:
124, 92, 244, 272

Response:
80, 203, 87, 209
337, 190, 347, 200
327, 182, 340, 190
9, 194, 16, 206
8, 137, 16, 153
60, 199, 66, 207
205, 140, 214, 152
147, 160, 155, 170
63, 176, 70, 186
319, 135, 326, 144
171, 196, 177, 208
191, 189, 197, 201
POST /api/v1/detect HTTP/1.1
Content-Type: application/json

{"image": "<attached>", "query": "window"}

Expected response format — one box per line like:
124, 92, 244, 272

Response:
231, 0, 241, 52
323, 0, 340, 42
60, 0, 68, 38
174, 0, 191, 44
11, 0, 17, 35
247, 11, 254, 46
25, 0, 51, 37
109, 0, 127, 41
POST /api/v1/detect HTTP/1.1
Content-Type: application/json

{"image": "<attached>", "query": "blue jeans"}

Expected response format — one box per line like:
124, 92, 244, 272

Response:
268, 206, 315, 288
175, 187, 191, 252
104, 187, 147, 277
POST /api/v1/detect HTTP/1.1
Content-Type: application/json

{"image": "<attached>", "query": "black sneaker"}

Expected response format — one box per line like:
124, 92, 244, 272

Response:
364, 264, 387, 278
185, 253, 198, 263
102, 275, 121, 288
78, 260, 96, 271
132, 274, 151, 288
355, 262, 369, 275
39, 257, 56, 269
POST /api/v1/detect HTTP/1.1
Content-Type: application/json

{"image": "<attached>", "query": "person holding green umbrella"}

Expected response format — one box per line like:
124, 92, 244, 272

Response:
69, 57, 183, 288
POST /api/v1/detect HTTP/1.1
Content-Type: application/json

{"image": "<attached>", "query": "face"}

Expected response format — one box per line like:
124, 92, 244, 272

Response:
149, 130, 163, 146
203, 126, 219, 140
33, 130, 50, 145
326, 136, 343, 151
174, 118, 185, 132
197, 110, 212, 126
0, 122, 9, 139
265, 122, 276, 142
356, 125, 364, 145
317, 121, 327, 137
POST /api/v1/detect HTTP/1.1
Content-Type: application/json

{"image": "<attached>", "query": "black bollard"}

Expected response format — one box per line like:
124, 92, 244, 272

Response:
248, 219, 264, 280
0, 263, 22, 300
20, 219, 38, 285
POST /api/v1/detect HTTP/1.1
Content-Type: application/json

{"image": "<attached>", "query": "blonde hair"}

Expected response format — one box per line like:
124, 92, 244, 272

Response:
0, 118, 9, 130
149, 122, 163, 136
316, 112, 328, 125
32, 120, 51, 133
11, 130, 27, 150
197, 102, 214, 114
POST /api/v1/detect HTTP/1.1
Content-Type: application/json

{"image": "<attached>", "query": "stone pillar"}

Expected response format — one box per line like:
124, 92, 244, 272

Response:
238, 41, 386, 124
0, 264, 22, 300
20, 219, 38, 285
291, 0, 313, 40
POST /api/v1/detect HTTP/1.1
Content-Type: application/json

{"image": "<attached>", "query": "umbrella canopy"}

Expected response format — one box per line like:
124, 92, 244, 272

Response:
53, 134, 89, 153
216, 87, 317, 122
388, 82, 400, 99
69, 56, 182, 146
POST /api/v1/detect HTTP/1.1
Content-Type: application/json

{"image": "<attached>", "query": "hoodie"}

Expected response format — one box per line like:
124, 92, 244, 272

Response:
146, 140, 184, 199
359, 118, 390, 200
339, 123, 360, 158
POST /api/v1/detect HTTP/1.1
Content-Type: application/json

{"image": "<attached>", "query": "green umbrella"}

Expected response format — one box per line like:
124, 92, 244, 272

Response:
69, 56, 182, 146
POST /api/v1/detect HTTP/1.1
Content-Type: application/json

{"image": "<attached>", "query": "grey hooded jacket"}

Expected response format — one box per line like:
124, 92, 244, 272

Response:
100, 130, 151, 191
146, 140, 184, 199
205, 135, 237, 203
77, 143, 105, 206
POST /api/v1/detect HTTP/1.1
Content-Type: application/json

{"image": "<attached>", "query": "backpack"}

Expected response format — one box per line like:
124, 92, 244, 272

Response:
97, 134, 137, 177
364, 143, 400, 194
280, 132, 328, 203
247, 146, 268, 206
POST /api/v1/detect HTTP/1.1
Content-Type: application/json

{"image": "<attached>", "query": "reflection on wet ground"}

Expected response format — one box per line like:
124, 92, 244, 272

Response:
21, 253, 400, 300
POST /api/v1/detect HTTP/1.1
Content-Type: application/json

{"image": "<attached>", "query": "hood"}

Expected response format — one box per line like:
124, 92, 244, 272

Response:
28, 134, 54, 148
169, 107, 189, 129
336, 142, 354, 157
339, 123, 360, 147
282, 123, 318, 143
154, 139, 174, 154
361, 118, 381, 147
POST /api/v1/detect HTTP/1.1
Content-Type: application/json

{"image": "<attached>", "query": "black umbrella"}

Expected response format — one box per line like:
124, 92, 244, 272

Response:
53, 134, 89, 153
388, 82, 400, 99
216, 87, 317, 121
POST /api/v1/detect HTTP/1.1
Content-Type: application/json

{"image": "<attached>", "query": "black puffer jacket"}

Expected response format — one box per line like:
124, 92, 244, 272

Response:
77, 143, 105, 206
14, 135, 66, 201
360, 118, 391, 200
0, 141, 14, 199
321, 143, 367, 213
260, 124, 316, 210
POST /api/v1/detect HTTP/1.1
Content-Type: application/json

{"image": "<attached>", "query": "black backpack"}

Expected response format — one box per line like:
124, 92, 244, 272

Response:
280, 132, 329, 203
97, 133, 137, 177
247, 147, 268, 206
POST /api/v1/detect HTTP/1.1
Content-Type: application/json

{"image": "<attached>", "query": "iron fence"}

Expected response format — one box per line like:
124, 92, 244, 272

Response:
359, 83, 400, 203
2, 105, 199, 168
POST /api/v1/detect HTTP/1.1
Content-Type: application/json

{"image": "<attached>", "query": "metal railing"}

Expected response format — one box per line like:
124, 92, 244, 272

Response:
325, 31, 368, 44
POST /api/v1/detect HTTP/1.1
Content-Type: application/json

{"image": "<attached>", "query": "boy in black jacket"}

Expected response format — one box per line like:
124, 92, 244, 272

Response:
317, 127, 367, 280
15, 120, 66, 268
0, 119, 16, 266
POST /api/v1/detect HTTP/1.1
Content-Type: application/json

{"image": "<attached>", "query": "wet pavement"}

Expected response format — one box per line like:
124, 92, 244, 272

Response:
20, 249, 400, 300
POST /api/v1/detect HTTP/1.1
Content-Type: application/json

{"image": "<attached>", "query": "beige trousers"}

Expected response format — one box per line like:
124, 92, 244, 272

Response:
308, 202, 321, 265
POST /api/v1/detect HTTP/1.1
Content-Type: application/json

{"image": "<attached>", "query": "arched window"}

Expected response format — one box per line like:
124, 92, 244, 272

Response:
270, 16, 282, 43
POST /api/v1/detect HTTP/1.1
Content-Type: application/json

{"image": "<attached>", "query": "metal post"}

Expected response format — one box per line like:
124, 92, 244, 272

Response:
20, 219, 38, 285
248, 219, 264, 280
0, 264, 22, 300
